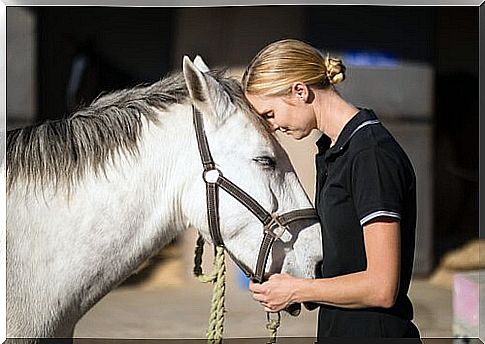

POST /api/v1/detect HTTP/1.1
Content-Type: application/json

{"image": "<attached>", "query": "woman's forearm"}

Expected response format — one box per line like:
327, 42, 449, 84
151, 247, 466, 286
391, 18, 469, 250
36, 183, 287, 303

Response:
293, 270, 398, 309
292, 220, 401, 309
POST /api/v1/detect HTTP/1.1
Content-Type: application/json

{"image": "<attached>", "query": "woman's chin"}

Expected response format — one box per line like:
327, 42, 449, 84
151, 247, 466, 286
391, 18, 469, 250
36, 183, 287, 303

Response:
290, 131, 306, 140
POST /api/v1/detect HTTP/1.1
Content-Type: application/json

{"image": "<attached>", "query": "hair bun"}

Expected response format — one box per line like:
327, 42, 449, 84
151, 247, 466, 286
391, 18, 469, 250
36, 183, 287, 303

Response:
324, 57, 346, 85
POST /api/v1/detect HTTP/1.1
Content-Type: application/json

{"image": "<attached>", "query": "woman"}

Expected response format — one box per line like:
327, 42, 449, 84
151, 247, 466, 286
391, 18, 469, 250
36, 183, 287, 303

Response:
242, 39, 420, 339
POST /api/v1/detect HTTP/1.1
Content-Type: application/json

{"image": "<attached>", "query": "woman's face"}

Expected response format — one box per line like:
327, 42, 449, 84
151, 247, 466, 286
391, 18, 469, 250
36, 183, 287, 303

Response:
245, 92, 316, 140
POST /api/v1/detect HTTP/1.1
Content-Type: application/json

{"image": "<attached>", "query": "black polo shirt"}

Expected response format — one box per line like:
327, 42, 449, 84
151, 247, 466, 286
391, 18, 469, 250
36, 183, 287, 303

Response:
315, 108, 417, 337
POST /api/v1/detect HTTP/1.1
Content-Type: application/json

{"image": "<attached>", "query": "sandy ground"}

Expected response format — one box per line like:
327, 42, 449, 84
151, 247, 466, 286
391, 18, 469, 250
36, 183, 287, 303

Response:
74, 251, 453, 340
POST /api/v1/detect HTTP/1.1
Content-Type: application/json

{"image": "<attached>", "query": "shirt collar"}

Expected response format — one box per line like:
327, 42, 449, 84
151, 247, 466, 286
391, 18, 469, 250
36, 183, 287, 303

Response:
316, 108, 380, 157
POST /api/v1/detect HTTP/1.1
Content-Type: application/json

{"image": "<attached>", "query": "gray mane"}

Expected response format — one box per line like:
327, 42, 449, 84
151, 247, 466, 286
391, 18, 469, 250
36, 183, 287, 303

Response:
6, 70, 271, 193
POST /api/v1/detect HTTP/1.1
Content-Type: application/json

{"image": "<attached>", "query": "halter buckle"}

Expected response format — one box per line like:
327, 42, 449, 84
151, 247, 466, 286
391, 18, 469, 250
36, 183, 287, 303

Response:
264, 214, 292, 242
202, 168, 222, 184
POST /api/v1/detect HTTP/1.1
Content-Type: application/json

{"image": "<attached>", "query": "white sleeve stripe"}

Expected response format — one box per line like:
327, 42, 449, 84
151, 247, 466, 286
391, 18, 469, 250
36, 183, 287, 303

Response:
360, 211, 401, 226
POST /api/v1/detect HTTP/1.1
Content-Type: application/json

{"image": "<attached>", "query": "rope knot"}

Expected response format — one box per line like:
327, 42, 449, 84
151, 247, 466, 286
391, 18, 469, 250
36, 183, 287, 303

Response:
266, 312, 281, 344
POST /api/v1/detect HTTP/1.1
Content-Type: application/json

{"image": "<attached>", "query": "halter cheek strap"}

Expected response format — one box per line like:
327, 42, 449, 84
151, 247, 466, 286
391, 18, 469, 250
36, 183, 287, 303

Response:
192, 106, 319, 286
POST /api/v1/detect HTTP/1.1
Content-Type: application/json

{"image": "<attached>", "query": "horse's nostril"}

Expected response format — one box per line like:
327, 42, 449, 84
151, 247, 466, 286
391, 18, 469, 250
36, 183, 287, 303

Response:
286, 303, 301, 316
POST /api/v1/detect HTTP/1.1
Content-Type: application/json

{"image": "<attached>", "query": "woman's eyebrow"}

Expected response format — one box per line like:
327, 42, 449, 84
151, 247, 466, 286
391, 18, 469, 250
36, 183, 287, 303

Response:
247, 102, 266, 116
246, 100, 273, 118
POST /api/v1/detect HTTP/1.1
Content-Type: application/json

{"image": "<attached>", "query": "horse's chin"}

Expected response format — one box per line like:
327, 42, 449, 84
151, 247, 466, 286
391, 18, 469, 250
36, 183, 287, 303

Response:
279, 254, 317, 279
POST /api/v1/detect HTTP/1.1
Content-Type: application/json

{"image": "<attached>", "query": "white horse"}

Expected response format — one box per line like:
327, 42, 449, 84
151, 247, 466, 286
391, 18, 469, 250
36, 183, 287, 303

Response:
6, 56, 322, 340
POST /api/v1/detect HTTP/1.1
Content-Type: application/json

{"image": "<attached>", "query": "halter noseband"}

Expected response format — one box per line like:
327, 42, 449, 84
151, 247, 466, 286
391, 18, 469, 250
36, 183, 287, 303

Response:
192, 106, 319, 285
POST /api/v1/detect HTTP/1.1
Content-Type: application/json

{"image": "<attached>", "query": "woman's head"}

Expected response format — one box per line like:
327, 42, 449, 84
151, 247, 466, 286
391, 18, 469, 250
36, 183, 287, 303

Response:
242, 39, 346, 97
242, 39, 347, 140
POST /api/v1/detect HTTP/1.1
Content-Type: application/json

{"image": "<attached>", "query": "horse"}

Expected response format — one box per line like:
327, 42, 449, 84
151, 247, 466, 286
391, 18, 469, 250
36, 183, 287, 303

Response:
5, 56, 323, 340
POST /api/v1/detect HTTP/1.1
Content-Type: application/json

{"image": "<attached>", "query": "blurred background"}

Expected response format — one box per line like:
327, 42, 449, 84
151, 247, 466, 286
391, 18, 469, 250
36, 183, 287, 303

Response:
6, 5, 481, 341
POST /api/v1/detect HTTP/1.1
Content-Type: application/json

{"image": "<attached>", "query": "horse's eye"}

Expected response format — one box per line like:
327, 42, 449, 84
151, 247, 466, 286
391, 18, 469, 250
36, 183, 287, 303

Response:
253, 156, 276, 168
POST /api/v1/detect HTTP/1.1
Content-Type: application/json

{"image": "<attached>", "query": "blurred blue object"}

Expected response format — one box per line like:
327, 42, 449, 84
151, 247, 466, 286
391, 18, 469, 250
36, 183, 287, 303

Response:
343, 50, 400, 67
237, 268, 250, 289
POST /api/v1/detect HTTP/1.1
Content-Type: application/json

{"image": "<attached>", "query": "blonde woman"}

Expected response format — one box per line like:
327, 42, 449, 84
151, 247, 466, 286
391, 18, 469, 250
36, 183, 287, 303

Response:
243, 39, 420, 340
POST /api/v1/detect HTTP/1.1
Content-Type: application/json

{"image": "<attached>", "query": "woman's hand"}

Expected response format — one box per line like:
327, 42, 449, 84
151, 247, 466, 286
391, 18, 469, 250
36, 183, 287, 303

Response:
248, 273, 300, 312
248, 220, 400, 312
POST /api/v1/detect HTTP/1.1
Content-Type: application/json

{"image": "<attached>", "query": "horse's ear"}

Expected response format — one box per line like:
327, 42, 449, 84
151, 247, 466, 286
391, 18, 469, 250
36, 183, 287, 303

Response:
183, 56, 232, 123
194, 55, 210, 73
183, 56, 209, 104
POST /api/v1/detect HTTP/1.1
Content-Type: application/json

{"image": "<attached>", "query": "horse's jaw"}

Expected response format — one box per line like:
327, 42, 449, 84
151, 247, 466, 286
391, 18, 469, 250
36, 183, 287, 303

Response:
282, 222, 323, 278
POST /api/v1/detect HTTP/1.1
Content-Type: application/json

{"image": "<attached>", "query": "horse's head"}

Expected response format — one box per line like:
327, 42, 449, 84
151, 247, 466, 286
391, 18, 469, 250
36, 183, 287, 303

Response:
182, 56, 323, 280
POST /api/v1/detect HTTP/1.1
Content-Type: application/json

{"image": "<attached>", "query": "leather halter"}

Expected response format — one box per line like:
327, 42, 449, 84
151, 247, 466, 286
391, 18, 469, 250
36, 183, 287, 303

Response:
192, 106, 319, 284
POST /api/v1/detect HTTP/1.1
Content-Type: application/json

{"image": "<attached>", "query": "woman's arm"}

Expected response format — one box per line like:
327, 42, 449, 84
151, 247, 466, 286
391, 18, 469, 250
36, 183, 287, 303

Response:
249, 218, 400, 312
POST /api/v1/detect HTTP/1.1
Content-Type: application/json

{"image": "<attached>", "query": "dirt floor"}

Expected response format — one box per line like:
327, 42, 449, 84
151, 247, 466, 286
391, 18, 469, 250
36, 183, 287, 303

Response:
74, 257, 453, 340
73, 229, 474, 341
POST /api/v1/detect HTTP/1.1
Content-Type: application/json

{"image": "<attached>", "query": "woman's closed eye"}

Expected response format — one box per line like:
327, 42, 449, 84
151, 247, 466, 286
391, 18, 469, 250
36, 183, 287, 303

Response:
262, 111, 274, 120
253, 156, 276, 169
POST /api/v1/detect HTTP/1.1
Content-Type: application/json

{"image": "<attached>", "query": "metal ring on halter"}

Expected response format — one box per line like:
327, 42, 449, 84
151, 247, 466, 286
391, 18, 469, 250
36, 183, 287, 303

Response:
202, 168, 222, 184
264, 213, 289, 241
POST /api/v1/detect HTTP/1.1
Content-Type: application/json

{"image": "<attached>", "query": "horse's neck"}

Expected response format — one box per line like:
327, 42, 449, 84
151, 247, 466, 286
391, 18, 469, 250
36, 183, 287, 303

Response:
7, 104, 200, 327
72, 104, 200, 305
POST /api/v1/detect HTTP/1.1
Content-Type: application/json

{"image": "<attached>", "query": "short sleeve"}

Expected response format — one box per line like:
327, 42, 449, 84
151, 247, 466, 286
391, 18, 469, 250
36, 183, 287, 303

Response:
350, 147, 405, 227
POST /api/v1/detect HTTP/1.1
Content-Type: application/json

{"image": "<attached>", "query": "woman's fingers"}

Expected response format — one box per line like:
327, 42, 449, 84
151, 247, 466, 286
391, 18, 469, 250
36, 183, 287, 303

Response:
252, 292, 267, 302
249, 280, 266, 294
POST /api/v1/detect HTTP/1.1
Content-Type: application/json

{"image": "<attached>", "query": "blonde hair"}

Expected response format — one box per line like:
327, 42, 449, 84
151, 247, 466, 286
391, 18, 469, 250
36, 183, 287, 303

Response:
242, 39, 346, 96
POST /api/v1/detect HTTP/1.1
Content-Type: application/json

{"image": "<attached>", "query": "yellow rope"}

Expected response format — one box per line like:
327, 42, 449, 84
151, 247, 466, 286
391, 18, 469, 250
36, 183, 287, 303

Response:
193, 234, 281, 343
265, 312, 281, 344
193, 235, 226, 343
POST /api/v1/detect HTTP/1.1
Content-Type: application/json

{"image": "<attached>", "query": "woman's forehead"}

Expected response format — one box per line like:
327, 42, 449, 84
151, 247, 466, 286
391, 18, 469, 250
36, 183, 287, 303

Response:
245, 93, 277, 114
239, 97, 278, 145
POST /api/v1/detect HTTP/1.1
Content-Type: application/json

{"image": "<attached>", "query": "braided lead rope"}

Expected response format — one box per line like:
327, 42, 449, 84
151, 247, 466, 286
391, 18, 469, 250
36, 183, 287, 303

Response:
266, 312, 281, 344
194, 235, 282, 344
193, 235, 226, 343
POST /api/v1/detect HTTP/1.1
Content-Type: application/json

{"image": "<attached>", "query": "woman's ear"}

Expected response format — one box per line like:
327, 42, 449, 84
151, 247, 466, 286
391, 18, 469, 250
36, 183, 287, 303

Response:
290, 82, 309, 103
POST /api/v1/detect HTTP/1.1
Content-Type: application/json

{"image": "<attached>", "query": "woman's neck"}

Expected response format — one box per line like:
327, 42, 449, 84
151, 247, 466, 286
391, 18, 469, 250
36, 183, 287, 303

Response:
313, 88, 359, 147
